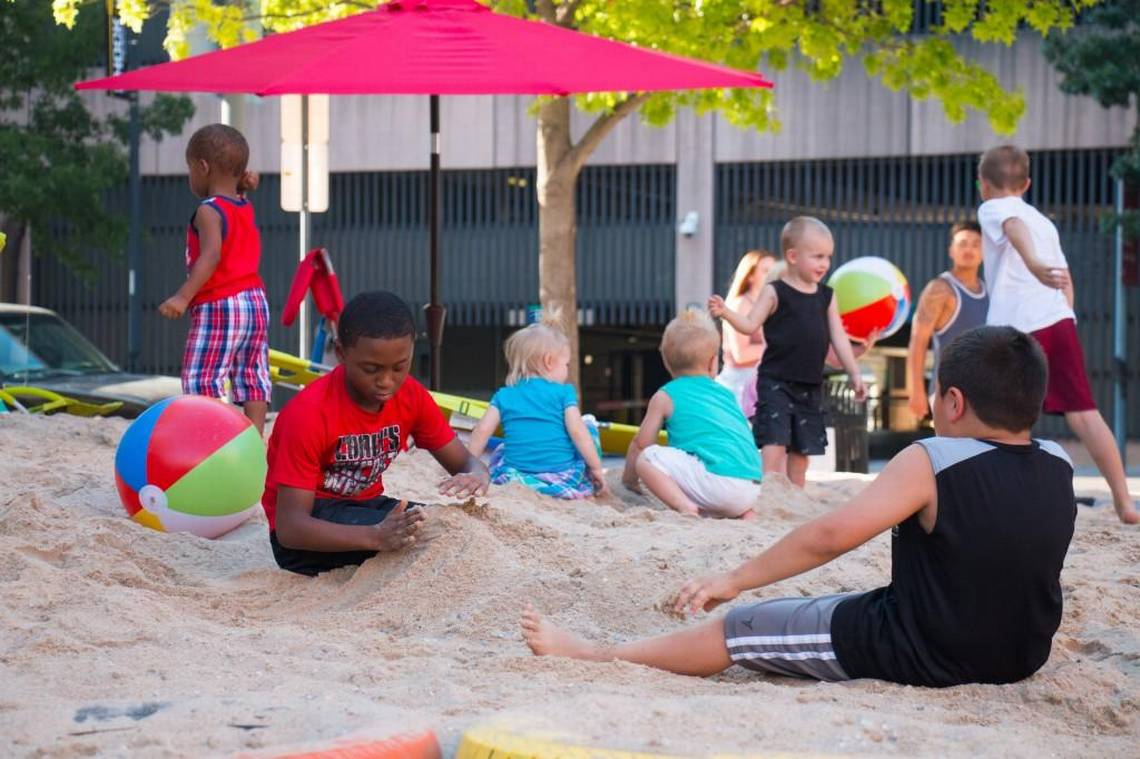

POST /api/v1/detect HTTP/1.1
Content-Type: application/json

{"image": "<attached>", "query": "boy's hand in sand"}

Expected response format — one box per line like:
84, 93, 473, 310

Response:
373, 500, 425, 551
439, 470, 489, 498
673, 572, 741, 615
707, 294, 726, 318
158, 294, 189, 319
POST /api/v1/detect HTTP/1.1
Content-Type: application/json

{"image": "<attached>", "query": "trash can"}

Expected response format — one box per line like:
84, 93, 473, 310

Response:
824, 375, 869, 473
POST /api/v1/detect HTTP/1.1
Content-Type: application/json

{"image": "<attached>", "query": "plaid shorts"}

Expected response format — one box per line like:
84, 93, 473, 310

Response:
182, 288, 271, 403
489, 445, 595, 499
487, 417, 603, 500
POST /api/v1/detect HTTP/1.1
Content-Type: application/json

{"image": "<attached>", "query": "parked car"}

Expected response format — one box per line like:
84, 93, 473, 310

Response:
0, 303, 181, 417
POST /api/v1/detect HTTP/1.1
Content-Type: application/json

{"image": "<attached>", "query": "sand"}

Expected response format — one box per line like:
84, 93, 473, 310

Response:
1, 412, 1137, 757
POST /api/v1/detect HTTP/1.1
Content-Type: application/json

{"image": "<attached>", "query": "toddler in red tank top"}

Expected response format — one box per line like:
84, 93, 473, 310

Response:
159, 124, 272, 434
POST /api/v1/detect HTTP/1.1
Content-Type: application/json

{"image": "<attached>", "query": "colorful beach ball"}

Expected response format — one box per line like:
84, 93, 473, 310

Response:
828, 256, 911, 342
114, 396, 266, 539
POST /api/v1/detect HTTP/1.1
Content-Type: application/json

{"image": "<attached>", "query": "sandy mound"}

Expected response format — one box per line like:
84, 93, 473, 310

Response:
0, 413, 1136, 757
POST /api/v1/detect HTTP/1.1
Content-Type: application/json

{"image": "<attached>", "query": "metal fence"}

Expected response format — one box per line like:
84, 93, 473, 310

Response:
714, 148, 1140, 437
36, 163, 676, 375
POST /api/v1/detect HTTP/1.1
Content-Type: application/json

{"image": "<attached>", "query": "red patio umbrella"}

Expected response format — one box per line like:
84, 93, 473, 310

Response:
78, 0, 773, 388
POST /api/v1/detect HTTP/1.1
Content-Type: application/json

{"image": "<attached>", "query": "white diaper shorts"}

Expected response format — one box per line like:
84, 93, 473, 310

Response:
640, 445, 760, 518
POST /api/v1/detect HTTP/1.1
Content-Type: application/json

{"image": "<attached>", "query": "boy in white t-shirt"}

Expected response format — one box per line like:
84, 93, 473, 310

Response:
977, 144, 1137, 524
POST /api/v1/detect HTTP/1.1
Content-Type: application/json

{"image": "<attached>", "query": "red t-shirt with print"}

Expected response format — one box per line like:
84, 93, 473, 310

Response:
261, 365, 456, 531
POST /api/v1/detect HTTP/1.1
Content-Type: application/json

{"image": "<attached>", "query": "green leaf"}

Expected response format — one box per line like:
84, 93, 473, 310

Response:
8, 0, 194, 274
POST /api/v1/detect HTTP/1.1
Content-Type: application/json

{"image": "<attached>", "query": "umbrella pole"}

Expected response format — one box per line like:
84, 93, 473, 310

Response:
425, 94, 446, 390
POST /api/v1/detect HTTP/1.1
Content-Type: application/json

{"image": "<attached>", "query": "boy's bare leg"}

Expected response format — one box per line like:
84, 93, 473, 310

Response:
761, 444, 787, 479
1065, 410, 1138, 524
786, 452, 809, 488
521, 605, 732, 677
636, 456, 700, 516
243, 400, 268, 436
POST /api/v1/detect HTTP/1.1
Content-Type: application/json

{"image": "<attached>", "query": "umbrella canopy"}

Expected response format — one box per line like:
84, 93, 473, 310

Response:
77, 0, 772, 389
77, 0, 772, 95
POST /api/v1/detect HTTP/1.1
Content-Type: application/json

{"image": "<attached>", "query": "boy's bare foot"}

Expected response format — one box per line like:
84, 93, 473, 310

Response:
739, 510, 758, 522
1114, 499, 1139, 525
520, 604, 603, 661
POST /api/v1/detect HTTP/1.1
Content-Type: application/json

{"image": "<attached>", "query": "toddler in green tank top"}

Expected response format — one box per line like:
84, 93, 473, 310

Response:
621, 309, 762, 519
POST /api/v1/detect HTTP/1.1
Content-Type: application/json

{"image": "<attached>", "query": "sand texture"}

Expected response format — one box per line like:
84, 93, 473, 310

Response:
1, 413, 1137, 757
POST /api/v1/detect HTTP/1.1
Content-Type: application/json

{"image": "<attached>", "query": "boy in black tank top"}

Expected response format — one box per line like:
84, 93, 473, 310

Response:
709, 217, 867, 487
521, 326, 1077, 689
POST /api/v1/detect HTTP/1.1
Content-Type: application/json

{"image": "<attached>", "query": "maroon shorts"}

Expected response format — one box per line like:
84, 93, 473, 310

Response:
1030, 319, 1096, 414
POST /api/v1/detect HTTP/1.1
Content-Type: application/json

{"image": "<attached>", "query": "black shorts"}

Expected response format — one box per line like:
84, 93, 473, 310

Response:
752, 377, 827, 455
270, 495, 423, 576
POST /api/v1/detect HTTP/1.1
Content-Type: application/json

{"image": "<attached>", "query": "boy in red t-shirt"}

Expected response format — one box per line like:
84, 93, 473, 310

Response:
263, 290, 490, 575
159, 124, 271, 434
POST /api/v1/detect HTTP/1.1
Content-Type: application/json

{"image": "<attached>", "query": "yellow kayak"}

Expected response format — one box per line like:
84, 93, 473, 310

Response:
267, 349, 662, 456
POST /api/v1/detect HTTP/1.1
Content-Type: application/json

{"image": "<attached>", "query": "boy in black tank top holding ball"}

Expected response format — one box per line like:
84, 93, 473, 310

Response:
521, 326, 1077, 688
709, 216, 867, 487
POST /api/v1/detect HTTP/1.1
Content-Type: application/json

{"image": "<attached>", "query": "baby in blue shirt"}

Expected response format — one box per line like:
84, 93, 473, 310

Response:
469, 320, 609, 499
623, 309, 762, 519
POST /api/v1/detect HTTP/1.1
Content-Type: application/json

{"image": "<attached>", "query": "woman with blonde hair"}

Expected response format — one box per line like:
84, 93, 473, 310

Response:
715, 249, 777, 417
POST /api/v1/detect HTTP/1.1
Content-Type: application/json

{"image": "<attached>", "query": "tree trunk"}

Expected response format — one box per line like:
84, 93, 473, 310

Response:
536, 97, 584, 388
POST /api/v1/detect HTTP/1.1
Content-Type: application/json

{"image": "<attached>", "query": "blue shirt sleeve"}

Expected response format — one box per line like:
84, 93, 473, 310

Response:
560, 383, 578, 410
489, 386, 506, 411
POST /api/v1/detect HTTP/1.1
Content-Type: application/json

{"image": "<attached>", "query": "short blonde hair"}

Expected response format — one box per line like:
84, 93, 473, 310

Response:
504, 318, 569, 385
660, 309, 719, 373
979, 144, 1030, 191
780, 216, 832, 256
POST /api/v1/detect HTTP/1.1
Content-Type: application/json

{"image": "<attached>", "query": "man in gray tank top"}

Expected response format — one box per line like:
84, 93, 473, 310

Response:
907, 220, 988, 421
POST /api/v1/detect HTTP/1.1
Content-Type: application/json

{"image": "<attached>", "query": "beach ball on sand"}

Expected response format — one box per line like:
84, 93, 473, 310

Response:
114, 396, 266, 539
828, 256, 911, 342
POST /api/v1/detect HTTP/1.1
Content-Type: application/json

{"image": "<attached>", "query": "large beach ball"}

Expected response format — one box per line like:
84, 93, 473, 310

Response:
828, 256, 911, 342
114, 396, 266, 539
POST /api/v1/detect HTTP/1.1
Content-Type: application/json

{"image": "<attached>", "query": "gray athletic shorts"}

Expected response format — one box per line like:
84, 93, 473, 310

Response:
723, 593, 856, 681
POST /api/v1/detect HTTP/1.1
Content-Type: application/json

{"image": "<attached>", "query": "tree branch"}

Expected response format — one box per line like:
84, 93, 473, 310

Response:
243, 1, 373, 23
555, 0, 584, 27
535, 0, 556, 24
564, 93, 652, 175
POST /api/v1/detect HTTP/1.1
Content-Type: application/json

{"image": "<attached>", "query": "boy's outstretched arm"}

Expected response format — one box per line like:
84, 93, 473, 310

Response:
674, 444, 934, 614
159, 205, 223, 319
708, 285, 776, 336
826, 299, 867, 401
433, 438, 491, 498
466, 406, 500, 459
275, 487, 424, 553
1002, 217, 1070, 290
622, 391, 672, 493
565, 406, 609, 496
